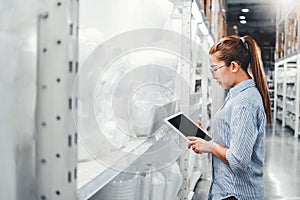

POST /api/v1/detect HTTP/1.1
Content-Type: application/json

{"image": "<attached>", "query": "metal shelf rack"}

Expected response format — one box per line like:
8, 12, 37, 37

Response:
273, 0, 300, 137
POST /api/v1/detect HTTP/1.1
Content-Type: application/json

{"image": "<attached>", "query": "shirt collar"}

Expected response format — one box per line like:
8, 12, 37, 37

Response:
227, 79, 255, 99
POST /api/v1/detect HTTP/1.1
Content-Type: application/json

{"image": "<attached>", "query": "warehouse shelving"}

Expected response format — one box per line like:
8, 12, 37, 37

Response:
78, 127, 174, 199
13, 0, 225, 199
1, 0, 225, 198
273, 0, 300, 137
274, 56, 300, 137
74, 0, 221, 199
187, 0, 226, 198
76, 0, 223, 199
267, 80, 275, 111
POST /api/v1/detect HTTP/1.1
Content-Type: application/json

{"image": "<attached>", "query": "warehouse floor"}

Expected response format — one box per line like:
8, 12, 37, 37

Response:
192, 120, 300, 200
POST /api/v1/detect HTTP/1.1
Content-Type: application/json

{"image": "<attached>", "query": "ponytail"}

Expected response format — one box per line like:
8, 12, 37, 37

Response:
244, 36, 271, 124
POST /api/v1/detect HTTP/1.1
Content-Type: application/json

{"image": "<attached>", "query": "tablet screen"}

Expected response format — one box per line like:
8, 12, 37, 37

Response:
166, 113, 211, 141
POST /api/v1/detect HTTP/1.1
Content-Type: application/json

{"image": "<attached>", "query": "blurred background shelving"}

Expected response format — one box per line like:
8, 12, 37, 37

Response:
273, 0, 300, 138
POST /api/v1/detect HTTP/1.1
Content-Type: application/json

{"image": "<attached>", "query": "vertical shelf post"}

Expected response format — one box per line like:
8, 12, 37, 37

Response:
272, 62, 279, 135
36, 0, 79, 199
295, 17, 300, 137
282, 62, 287, 127
295, 54, 300, 137
169, 0, 193, 199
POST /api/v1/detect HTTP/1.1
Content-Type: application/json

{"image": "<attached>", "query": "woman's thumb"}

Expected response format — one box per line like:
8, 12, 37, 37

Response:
197, 120, 203, 127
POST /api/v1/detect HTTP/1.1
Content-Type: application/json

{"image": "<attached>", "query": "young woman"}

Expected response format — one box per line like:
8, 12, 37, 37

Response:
188, 35, 271, 200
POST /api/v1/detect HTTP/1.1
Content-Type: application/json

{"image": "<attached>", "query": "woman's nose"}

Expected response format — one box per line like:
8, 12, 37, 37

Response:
212, 73, 217, 79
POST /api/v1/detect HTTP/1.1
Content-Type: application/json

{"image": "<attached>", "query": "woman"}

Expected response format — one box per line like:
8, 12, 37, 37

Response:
188, 35, 271, 200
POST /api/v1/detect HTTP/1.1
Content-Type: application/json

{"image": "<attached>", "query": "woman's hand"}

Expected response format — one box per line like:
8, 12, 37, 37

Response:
188, 137, 216, 154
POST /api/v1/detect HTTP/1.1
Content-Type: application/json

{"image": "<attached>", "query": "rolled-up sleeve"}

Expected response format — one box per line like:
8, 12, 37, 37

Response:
226, 106, 257, 172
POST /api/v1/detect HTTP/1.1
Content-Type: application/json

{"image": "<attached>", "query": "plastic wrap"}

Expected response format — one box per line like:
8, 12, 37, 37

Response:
77, 0, 189, 170
133, 131, 184, 169
150, 170, 165, 200
91, 171, 140, 200
160, 162, 183, 200
95, 50, 179, 140
139, 172, 152, 200
92, 161, 184, 200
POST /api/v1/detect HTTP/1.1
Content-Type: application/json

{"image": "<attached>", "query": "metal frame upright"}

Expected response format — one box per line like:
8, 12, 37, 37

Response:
36, 0, 79, 199
179, 1, 192, 199
169, 0, 193, 199
295, 18, 300, 137
295, 53, 300, 137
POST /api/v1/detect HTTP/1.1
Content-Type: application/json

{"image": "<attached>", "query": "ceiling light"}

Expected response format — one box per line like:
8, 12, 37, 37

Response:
222, 8, 226, 12
233, 25, 238, 29
239, 15, 246, 20
241, 8, 249, 13
240, 20, 247, 24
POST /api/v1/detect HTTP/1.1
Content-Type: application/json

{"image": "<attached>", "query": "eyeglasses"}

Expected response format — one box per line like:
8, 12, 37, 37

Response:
210, 64, 226, 74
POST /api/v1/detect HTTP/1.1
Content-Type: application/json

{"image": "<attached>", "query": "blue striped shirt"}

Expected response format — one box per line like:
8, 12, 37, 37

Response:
208, 79, 266, 200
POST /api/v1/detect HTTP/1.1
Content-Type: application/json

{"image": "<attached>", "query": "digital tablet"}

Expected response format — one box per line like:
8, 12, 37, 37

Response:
164, 112, 212, 141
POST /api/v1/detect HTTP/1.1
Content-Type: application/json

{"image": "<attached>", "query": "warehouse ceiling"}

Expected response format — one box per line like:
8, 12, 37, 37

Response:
225, 0, 276, 69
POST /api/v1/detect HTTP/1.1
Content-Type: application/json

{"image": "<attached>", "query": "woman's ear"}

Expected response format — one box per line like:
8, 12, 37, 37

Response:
230, 61, 240, 73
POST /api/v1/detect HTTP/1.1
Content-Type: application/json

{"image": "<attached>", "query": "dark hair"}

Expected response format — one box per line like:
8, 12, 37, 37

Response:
209, 35, 271, 124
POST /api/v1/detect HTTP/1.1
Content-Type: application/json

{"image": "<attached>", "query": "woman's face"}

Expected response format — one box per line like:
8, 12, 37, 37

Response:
209, 54, 234, 89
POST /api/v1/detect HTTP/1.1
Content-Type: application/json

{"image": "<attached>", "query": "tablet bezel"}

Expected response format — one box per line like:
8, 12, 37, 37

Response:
164, 112, 212, 141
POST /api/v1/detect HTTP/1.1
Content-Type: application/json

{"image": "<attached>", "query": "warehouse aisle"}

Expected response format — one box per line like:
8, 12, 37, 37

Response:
264, 121, 300, 199
193, 120, 300, 200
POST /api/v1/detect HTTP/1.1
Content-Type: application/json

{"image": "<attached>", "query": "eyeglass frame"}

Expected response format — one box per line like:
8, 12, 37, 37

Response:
209, 64, 227, 74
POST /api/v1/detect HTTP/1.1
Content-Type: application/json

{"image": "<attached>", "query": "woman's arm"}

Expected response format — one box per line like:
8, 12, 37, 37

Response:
211, 142, 228, 164
188, 137, 229, 164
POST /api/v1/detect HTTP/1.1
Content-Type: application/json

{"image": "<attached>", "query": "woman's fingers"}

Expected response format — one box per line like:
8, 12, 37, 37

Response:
197, 120, 202, 126
188, 140, 197, 148
191, 144, 201, 154
188, 138, 198, 148
197, 120, 204, 128
188, 137, 209, 154
188, 136, 211, 154
188, 138, 205, 147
